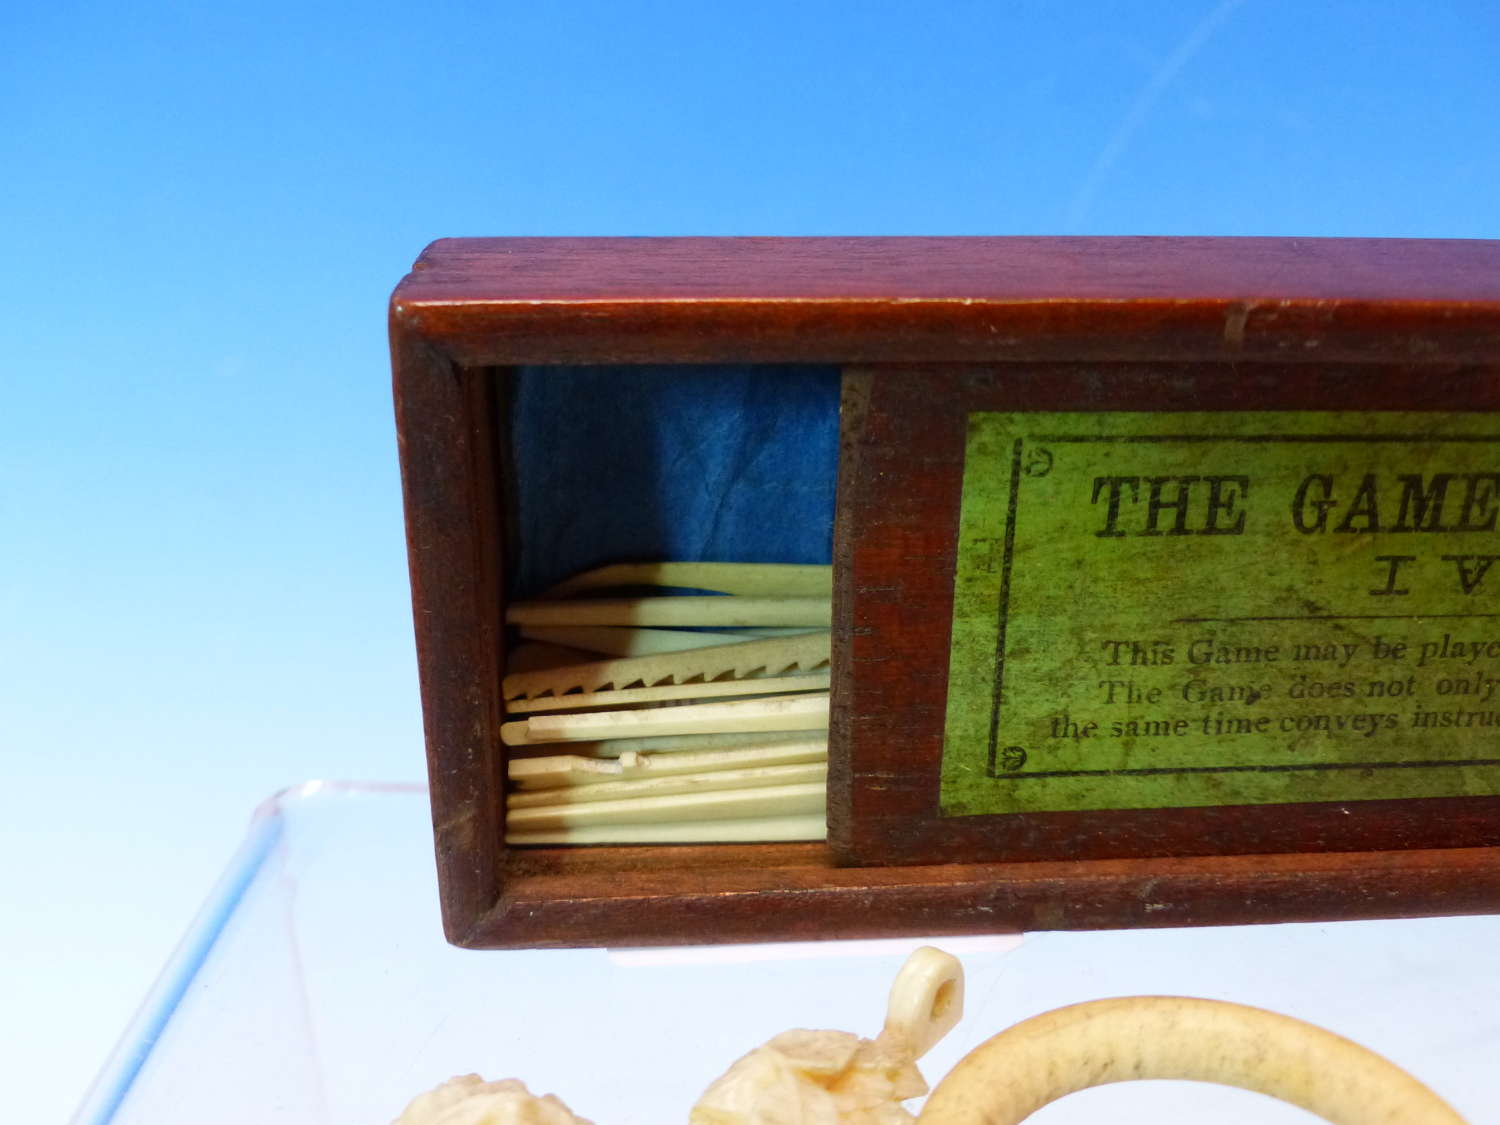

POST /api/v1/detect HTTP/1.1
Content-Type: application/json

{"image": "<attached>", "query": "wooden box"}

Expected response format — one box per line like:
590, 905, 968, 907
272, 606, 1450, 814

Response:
391, 236, 1500, 948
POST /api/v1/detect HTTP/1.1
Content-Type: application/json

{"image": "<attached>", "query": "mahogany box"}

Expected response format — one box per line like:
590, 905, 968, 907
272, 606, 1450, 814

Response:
391, 236, 1500, 948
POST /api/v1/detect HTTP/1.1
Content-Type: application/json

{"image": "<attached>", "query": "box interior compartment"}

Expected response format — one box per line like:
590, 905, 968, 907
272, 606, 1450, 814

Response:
505, 364, 841, 598
497, 364, 841, 846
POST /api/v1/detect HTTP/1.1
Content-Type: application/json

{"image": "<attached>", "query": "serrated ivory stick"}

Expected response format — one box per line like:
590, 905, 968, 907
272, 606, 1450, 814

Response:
504, 780, 825, 830
502, 631, 831, 701
518, 625, 750, 657
505, 812, 826, 845
508, 762, 827, 809
506, 672, 831, 714
508, 596, 831, 628
542, 562, 832, 600
502, 693, 829, 746
509, 739, 829, 790
919, 996, 1467, 1125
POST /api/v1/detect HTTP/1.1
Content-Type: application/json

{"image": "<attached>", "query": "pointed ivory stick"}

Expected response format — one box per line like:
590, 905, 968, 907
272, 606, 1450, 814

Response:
716, 627, 826, 637
507, 597, 830, 628
509, 730, 829, 760
508, 739, 828, 790
505, 812, 826, 845
501, 693, 830, 746
518, 625, 750, 657
505, 672, 831, 714
504, 780, 825, 830
508, 762, 827, 809
502, 631, 831, 701
541, 562, 833, 600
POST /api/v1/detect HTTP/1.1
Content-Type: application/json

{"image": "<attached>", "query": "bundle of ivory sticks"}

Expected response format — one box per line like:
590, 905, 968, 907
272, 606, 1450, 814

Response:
501, 562, 833, 845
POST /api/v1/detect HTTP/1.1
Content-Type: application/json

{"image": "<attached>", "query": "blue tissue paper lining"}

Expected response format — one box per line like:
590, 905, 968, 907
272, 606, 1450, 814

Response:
507, 365, 842, 599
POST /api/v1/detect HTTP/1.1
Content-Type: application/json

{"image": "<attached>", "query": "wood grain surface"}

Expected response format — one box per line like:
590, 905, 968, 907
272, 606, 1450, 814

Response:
392, 237, 1500, 367
831, 363, 1500, 868
471, 840, 1500, 948
392, 342, 508, 940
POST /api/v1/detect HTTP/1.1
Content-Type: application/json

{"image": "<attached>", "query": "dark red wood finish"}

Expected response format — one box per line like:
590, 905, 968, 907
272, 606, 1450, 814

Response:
394, 237, 1500, 368
391, 237, 1500, 948
831, 362, 1500, 868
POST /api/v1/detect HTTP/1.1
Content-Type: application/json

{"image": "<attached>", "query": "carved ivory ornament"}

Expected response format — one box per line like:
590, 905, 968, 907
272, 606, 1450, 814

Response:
390, 947, 1468, 1125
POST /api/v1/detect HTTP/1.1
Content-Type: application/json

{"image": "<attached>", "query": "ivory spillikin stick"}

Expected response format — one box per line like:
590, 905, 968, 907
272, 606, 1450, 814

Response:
504, 780, 826, 830
509, 730, 828, 760
517, 625, 750, 657
541, 562, 832, 600
505, 672, 831, 714
507, 596, 831, 628
502, 631, 831, 701
715, 627, 826, 637
507, 738, 828, 786
507, 762, 827, 808
501, 693, 830, 745
508, 755, 624, 787
504, 812, 826, 845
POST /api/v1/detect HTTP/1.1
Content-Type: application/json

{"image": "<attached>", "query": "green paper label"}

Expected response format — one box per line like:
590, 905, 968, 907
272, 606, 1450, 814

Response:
941, 412, 1500, 816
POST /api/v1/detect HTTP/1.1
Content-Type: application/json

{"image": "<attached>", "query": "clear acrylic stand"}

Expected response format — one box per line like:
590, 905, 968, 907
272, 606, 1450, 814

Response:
73, 782, 1500, 1125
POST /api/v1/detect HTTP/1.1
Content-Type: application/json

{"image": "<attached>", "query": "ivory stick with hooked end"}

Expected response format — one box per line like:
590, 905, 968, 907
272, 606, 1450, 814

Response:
509, 730, 827, 762
507, 739, 829, 789
501, 693, 830, 745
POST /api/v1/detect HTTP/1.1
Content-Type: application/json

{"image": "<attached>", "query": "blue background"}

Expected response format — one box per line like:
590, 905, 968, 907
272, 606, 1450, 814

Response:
509, 366, 841, 599
1, 2, 1497, 1120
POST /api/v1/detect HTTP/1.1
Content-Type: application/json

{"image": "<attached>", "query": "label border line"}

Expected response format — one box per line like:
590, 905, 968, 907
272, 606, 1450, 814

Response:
984, 437, 1025, 778
973, 424, 1500, 788
989, 758, 1500, 780
1032, 434, 1500, 444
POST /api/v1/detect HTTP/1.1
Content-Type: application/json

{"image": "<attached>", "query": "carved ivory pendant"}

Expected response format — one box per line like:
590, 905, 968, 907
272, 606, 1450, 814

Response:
688, 947, 964, 1125
389, 946, 1468, 1125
